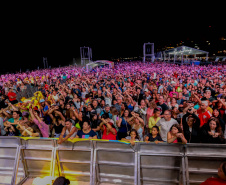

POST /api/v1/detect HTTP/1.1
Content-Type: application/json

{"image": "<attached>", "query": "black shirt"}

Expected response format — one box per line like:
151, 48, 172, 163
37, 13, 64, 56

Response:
147, 133, 163, 142
156, 103, 169, 115
0, 99, 8, 109
53, 124, 64, 134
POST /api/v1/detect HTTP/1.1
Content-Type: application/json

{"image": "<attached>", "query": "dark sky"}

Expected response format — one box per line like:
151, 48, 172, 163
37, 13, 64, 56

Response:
1, 5, 225, 73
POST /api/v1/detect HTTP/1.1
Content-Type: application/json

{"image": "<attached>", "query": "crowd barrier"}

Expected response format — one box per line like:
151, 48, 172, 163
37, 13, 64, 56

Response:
0, 136, 225, 185
18, 138, 57, 184
185, 143, 226, 185
0, 137, 24, 185
57, 140, 93, 183
138, 143, 185, 185
93, 141, 138, 185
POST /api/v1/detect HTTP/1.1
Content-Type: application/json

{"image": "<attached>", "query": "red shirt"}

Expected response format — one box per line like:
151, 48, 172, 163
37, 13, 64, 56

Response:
200, 177, 226, 185
102, 125, 117, 140
8, 92, 17, 101
197, 109, 212, 127
44, 84, 49, 90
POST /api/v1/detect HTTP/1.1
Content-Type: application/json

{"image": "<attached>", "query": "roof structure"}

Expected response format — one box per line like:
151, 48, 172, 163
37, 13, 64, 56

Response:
86, 60, 114, 72
164, 46, 209, 55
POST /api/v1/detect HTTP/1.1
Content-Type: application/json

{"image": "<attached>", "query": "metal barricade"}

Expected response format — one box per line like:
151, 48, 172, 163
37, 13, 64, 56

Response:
56, 140, 94, 184
17, 138, 57, 185
93, 141, 138, 185
185, 143, 226, 185
0, 136, 23, 185
138, 142, 186, 185
0, 137, 225, 185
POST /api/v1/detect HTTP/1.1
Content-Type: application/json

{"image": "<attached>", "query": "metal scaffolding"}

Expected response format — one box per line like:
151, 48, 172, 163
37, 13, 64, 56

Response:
143, 42, 155, 62
80, 46, 92, 66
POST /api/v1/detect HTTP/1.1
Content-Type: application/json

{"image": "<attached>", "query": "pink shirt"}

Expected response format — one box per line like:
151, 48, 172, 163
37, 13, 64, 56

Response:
33, 118, 49, 138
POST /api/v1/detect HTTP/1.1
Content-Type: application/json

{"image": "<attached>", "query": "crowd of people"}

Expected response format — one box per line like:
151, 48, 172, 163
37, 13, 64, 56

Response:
0, 61, 225, 145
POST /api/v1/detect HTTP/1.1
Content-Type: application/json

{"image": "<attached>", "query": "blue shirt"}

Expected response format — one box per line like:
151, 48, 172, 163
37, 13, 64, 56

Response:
77, 129, 97, 139
118, 117, 131, 133
100, 110, 112, 119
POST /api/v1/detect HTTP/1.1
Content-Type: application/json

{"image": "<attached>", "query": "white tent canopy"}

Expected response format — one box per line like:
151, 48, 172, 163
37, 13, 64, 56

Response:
163, 46, 209, 64
86, 60, 114, 72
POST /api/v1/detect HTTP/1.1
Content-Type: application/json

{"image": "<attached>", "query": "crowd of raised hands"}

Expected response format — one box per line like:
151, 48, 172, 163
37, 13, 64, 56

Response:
0, 61, 225, 145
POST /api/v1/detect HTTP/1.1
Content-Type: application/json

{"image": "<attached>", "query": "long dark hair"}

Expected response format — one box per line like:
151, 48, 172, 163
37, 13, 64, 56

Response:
129, 129, 140, 140
122, 109, 132, 117
170, 124, 183, 133
169, 124, 183, 142
31, 124, 43, 137
207, 117, 222, 134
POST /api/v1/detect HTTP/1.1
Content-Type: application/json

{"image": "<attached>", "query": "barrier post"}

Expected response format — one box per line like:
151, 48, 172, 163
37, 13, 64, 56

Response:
0, 136, 24, 185
56, 140, 94, 184
17, 138, 56, 184
93, 140, 138, 185
185, 143, 226, 185
11, 145, 22, 185
138, 142, 186, 185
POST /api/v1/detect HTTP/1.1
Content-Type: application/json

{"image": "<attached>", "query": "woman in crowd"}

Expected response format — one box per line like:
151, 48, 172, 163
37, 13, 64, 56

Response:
48, 106, 65, 138
99, 114, 117, 140
146, 100, 156, 125
167, 124, 187, 144
148, 108, 161, 133
21, 123, 43, 137
116, 111, 131, 140
168, 98, 179, 110
200, 118, 225, 144
75, 121, 97, 139
91, 113, 101, 138
130, 111, 144, 140
29, 108, 49, 138
212, 108, 225, 135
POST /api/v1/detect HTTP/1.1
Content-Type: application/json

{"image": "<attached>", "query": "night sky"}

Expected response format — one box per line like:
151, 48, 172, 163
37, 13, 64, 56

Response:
1, 5, 225, 74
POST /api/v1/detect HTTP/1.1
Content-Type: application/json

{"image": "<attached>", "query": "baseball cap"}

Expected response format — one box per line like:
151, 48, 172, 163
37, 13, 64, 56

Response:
217, 94, 223, 98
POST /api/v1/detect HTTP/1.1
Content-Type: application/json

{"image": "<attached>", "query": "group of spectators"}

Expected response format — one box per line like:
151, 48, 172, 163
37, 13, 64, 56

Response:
0, 61, 225, 145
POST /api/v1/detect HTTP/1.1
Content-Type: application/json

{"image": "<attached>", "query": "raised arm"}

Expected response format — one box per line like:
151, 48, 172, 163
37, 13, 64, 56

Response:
167, 132, 177, 143
61, 127, 77, 142
29, 107, 36, 121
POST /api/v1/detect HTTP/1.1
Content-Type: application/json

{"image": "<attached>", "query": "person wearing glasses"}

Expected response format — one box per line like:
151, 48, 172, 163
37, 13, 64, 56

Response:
156, 110, 178, 142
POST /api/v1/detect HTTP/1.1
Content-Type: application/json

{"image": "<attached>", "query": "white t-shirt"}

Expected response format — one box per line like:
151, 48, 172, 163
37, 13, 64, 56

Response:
52, 94, 59, 102
156, 118, 178, 141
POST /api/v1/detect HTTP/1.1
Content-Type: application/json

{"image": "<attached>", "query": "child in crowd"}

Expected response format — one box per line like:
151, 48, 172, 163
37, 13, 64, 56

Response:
167, 124, 187, 144
122, 129, 140, 145
145, 126, 163, 144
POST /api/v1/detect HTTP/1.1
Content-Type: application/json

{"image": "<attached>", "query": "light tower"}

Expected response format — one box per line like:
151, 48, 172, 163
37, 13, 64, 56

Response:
43, 57, 48, 68
143, 42, 154, 62
80, 46, 92, 65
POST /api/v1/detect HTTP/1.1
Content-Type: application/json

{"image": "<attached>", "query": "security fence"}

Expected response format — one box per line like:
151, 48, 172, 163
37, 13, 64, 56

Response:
0, 137, 225, 185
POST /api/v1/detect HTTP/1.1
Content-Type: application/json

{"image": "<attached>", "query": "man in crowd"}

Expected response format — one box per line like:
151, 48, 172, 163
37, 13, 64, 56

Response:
156, 110, 178, 141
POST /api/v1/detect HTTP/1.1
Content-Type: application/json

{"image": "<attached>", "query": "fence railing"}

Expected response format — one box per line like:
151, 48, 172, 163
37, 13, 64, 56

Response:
0, 137, 225, 185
